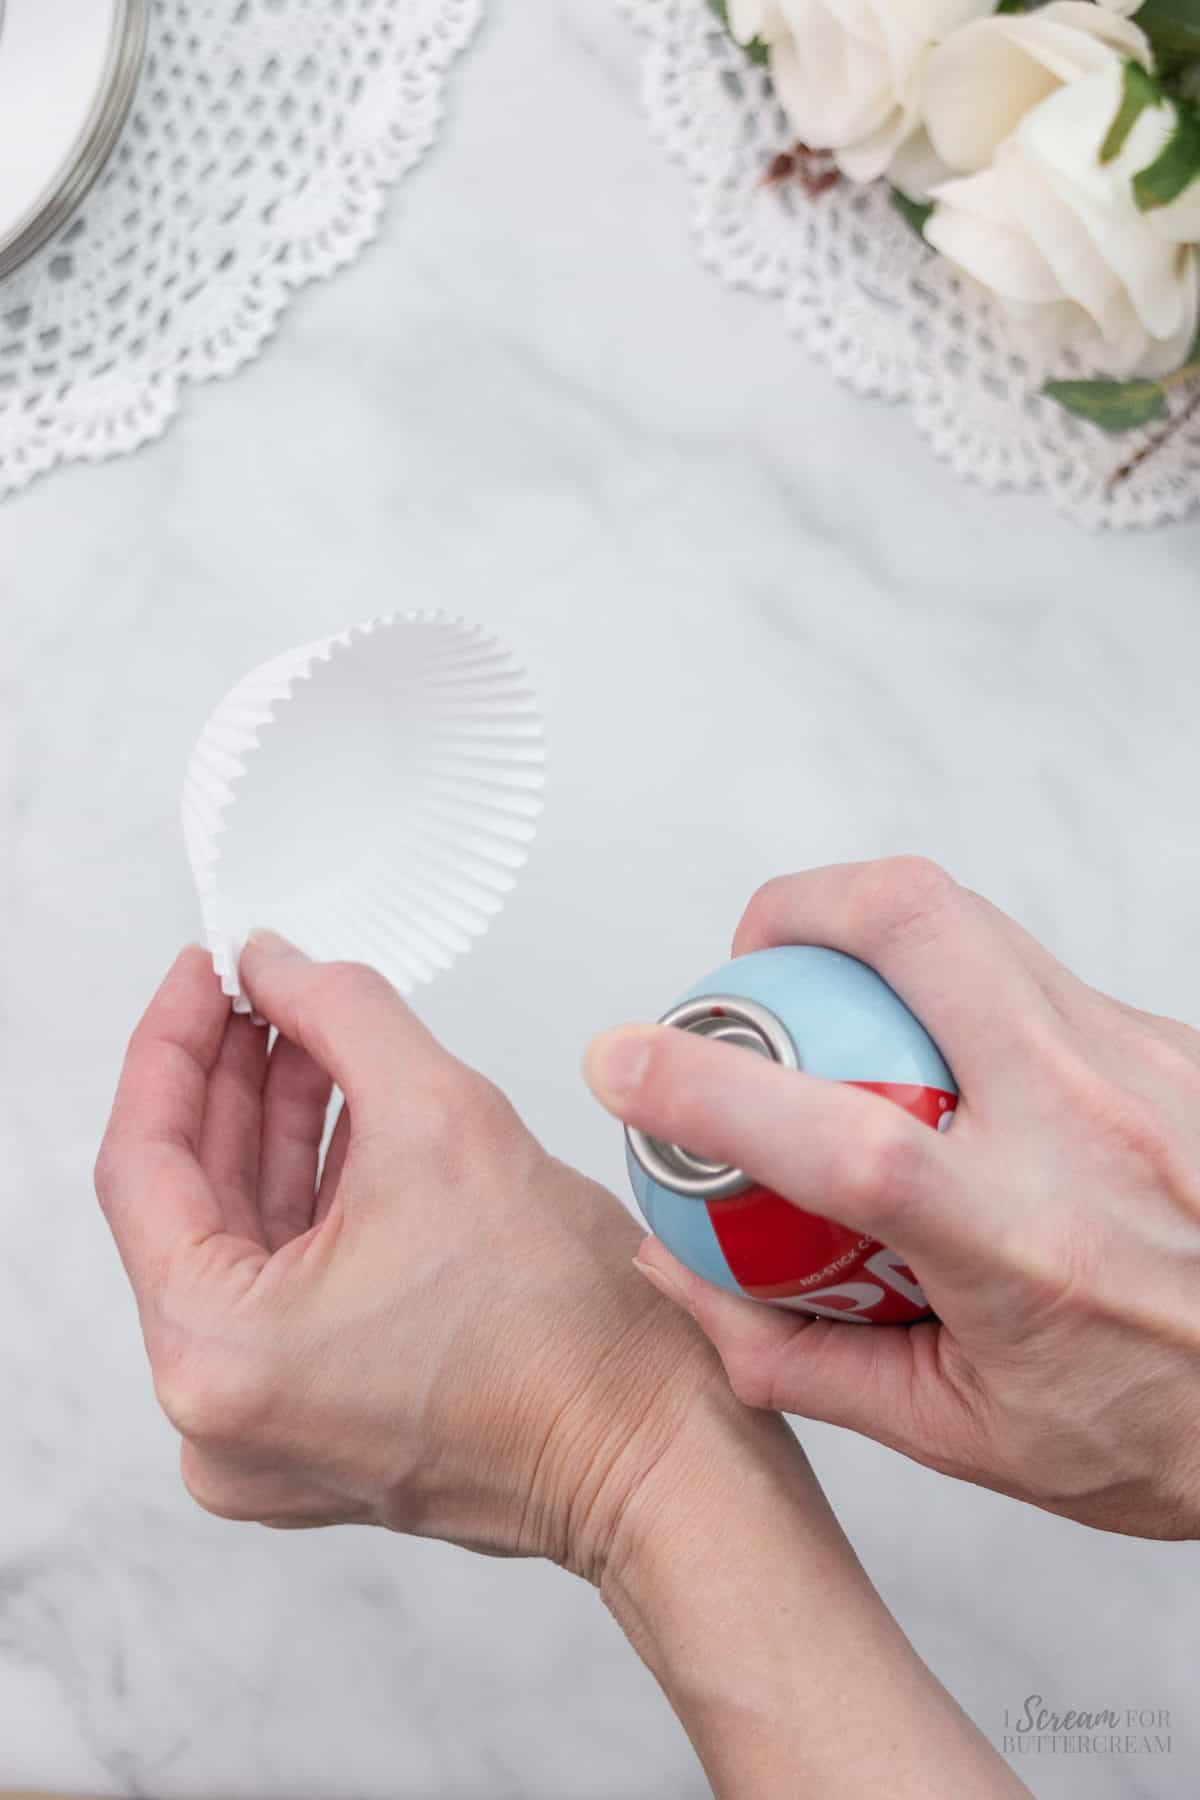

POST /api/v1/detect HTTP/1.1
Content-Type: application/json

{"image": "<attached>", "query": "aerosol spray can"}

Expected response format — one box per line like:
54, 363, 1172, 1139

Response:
625, 946, 957, 1323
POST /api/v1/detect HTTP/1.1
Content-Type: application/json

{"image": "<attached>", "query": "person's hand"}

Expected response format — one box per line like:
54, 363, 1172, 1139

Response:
584, 858, 1200, 1541
94, 937, 737, 1578
96, 935, 1032, 1799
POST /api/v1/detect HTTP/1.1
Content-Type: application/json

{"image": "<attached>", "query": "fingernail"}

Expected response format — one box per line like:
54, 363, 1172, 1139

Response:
633, 1250, 693, 1313
245, 928, 306, 960
583, 1026, 654, 1105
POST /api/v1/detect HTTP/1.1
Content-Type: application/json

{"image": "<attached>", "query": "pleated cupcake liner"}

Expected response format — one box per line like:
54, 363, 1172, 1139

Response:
182, 611, 546, 1014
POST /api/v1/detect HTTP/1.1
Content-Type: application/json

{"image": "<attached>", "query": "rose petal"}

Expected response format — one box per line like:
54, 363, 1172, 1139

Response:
771, 11, 898, 150
924, 32, 1063, 172
1152, 180, 1200, 245
1004, 144, 1138, 345
922, 4, 1150, 175
1020, 73, 1191, 342
888, 124, 953, 200
1127, 250, 1199, 375
838, 109, 918, 183
926, 168, 1067, 303
729, 0, 791, 45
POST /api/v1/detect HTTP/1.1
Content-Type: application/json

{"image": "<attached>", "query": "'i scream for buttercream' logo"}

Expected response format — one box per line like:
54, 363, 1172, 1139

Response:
1000, 1694, 1172, 1758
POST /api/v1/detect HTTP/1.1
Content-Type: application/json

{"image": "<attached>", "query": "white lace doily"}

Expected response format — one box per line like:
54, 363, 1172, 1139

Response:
0, 0, 481, 500
624, 0, 1200, 530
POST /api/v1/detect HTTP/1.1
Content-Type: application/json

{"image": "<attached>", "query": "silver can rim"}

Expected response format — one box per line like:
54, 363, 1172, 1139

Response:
625, 992, 800, 1201
0, 0, 149, 283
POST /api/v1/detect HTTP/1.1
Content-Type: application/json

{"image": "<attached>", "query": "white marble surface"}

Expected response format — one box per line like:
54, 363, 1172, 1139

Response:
2, 3, 1199, 1795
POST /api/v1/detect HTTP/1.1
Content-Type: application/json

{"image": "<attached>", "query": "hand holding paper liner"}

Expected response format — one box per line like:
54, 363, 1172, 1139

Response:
182, 612, 545, 1013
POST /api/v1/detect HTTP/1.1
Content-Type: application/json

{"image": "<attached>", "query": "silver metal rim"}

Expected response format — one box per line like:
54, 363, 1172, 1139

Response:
0, 0, 148, 283
626, 993, 800, 1200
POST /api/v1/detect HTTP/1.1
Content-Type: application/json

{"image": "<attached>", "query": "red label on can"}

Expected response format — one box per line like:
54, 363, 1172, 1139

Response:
704, 1081, 955, 1323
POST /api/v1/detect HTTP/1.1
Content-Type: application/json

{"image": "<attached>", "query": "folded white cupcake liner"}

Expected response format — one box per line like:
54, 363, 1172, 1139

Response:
183, 612, 545, 1013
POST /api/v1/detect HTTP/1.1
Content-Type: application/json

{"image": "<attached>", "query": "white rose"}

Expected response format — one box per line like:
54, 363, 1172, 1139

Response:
920, 1, 1152, 179
925, 62, 1200, 377
727, 0, 994, 184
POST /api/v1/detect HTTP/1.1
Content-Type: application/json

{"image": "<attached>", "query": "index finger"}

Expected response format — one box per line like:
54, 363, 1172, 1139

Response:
584, 1021, 983, 1276
95, 947, 231, 1293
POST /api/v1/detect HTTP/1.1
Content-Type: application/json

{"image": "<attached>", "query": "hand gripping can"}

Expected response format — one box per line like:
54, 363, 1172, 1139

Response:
625, 946, 957, 1324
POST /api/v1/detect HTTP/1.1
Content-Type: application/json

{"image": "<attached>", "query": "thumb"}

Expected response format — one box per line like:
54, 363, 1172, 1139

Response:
239, 931, 452, 1115
633, 1235, 937, 1453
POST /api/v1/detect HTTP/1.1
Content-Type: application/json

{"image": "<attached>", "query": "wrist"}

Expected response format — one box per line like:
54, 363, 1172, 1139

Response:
553, 1286, 742, 1585
492, 1180, 743, 1581
598, 1378, 848, 1694
598, 1377, 1030, 1800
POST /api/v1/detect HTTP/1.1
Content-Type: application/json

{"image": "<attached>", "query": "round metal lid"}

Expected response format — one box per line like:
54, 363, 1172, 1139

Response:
0, 0, 147, 282
626, 993, 800, 1200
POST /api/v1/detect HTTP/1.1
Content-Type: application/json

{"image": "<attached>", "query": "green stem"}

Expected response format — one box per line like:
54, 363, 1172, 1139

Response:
1109, 381, 1200, 486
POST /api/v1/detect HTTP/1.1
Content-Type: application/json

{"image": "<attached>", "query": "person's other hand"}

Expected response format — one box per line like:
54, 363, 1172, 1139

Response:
94, 938, 732, 1578
584, 858, 1200, 1540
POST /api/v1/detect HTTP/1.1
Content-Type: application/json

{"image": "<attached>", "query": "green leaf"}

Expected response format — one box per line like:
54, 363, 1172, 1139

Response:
1101, 61, 1162, 162
1132, 100, 1200, 205
889, 187, 933, 240
706, 0, 770, 63
1042, 377, 1169, 432
1131, 0, 1200, 60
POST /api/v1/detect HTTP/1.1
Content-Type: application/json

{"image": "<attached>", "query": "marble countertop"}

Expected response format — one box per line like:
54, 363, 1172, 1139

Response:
3, 3, 1199, 1796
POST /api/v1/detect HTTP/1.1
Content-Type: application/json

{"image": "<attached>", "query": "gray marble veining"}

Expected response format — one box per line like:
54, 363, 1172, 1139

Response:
1, 2, 1198, 1794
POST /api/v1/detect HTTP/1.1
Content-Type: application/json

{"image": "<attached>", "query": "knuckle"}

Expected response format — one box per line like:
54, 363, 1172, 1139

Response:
123, 1013, 154, 1057
738, 873, 800, 945
179, 1446, 259, 1523
1052, 1058, 1170, 1175
397, 1061, 522, 1168
723, 1350, 775, 1412
461, 1070, 522, 1141
320, 959, 396, 1013
1097, 1090, 1167, 1168
419, 1064, 476, 1135
155, 1356, 275, 1453
832, 1112, 929, 1230
92, 1137, 118, 1210
296, 960, 403, 1086
849, 856, 959, 960
1138, 1021, 1200, 1094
